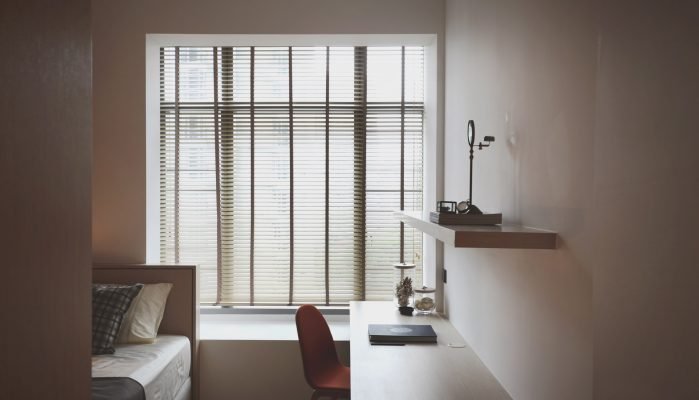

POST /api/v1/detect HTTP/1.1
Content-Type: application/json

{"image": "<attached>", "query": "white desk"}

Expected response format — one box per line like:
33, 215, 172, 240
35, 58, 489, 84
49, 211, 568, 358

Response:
350, 301, 511, 400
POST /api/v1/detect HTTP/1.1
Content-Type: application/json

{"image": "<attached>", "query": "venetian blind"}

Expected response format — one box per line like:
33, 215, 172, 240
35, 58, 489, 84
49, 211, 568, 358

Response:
160, 46, 423, 305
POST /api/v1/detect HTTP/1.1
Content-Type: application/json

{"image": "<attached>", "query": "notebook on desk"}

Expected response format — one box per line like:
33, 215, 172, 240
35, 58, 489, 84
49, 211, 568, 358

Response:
368, 324, 438, 343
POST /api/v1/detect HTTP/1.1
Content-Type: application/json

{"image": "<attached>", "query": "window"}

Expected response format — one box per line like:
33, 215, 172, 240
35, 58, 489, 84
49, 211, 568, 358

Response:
159, 46, 423, 305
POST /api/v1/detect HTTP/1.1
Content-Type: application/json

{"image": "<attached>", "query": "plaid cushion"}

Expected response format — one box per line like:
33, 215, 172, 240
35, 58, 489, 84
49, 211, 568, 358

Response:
92, 284, 143, 355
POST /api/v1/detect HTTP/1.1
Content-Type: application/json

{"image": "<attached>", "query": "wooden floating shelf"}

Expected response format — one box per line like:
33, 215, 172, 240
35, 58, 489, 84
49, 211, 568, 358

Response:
395, 211, 558, 250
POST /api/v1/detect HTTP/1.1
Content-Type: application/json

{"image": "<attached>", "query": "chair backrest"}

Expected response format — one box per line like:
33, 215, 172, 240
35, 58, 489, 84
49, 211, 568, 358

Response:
295, 305, 341, 389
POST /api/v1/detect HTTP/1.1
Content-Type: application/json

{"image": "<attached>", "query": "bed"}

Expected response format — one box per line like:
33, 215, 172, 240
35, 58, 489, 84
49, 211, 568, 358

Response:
93, 264, 199, 400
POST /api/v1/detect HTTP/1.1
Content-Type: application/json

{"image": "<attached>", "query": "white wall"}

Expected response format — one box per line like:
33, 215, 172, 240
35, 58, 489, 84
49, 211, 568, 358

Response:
444, 0, 698, 399
444, 2, 594, 399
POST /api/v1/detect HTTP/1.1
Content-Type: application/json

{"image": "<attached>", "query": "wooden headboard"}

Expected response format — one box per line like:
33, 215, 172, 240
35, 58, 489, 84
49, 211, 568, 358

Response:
93, 264, 199, 397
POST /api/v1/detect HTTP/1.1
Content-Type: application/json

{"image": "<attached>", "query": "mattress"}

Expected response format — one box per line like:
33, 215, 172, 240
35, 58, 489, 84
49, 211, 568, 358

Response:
92, 335, 191, 400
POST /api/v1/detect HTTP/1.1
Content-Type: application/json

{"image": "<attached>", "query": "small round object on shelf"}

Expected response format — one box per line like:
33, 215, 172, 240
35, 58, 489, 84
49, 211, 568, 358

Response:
414, 286, 436, 314
456, 201, 469, 213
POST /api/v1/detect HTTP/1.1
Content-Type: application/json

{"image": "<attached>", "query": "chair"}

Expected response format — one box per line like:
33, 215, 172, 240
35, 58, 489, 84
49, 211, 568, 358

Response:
295, 305, 351, 396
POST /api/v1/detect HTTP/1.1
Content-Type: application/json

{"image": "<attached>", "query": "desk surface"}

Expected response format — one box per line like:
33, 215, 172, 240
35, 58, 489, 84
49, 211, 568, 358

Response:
350, 301, 511, 400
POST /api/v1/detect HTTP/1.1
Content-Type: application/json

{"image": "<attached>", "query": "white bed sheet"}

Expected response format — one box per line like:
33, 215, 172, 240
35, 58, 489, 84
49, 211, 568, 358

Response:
92, 335, 191, 400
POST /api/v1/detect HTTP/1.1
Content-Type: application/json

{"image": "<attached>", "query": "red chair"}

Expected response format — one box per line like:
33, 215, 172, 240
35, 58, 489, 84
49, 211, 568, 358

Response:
295, 305, 351, 396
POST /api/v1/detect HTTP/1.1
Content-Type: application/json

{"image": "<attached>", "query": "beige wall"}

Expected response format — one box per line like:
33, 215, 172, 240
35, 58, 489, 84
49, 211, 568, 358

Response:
92, 0, 445, 263
1, 1, 92, 398
444, 0, 698, 399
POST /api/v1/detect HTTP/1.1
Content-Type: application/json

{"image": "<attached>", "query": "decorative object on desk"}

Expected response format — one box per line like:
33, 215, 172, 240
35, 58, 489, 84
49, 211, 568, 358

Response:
393, 263, 415, 310
429, 210, 502, 225
414, 286, 436, 314
462, 120, 495, 216
395, 276, 414, 308
436, 200, 457, 214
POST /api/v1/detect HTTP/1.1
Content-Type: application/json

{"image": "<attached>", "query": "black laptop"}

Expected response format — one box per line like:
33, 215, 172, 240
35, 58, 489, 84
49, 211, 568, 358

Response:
368, 324, 438, 343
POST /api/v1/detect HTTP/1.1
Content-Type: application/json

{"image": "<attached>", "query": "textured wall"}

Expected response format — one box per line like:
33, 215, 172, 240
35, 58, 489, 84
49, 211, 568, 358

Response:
591, 1, 699, 398
0, 1, 92, 398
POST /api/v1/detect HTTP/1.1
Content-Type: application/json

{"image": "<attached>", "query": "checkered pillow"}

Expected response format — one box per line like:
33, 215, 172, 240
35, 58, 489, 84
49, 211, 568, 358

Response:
92, 284, 144, 355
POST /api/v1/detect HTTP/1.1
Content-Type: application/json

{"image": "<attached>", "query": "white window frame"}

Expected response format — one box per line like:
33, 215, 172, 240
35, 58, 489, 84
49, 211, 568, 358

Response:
145, 34, 439, 303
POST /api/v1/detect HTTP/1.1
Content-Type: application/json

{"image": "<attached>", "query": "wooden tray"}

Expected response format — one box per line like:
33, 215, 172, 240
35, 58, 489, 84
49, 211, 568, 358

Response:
429, 211, 502, 225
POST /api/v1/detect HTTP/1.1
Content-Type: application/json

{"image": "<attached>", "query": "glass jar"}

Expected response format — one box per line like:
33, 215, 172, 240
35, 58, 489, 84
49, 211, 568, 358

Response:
414, 286, 436, 314
393, 263, 416, 308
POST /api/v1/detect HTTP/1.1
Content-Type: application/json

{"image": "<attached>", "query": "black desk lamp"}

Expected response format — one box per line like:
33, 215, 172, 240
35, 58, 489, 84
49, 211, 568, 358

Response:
460, 120, 495, 215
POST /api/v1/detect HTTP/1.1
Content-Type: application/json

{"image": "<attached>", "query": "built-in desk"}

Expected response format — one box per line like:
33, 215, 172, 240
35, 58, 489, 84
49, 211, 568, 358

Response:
350, 301, 511, 400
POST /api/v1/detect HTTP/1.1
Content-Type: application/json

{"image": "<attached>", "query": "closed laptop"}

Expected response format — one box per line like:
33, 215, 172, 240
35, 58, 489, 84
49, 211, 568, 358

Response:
368, 324, 437, 343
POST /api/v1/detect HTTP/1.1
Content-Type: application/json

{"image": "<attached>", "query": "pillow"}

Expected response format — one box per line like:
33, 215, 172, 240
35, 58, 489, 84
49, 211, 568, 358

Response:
92, 283, 143, 355
116, 283, 173, 344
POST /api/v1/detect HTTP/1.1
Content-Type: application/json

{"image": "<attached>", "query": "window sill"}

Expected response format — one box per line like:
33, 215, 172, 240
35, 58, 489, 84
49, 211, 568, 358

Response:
200, 312, 350, 341
201, 305, 349, 315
